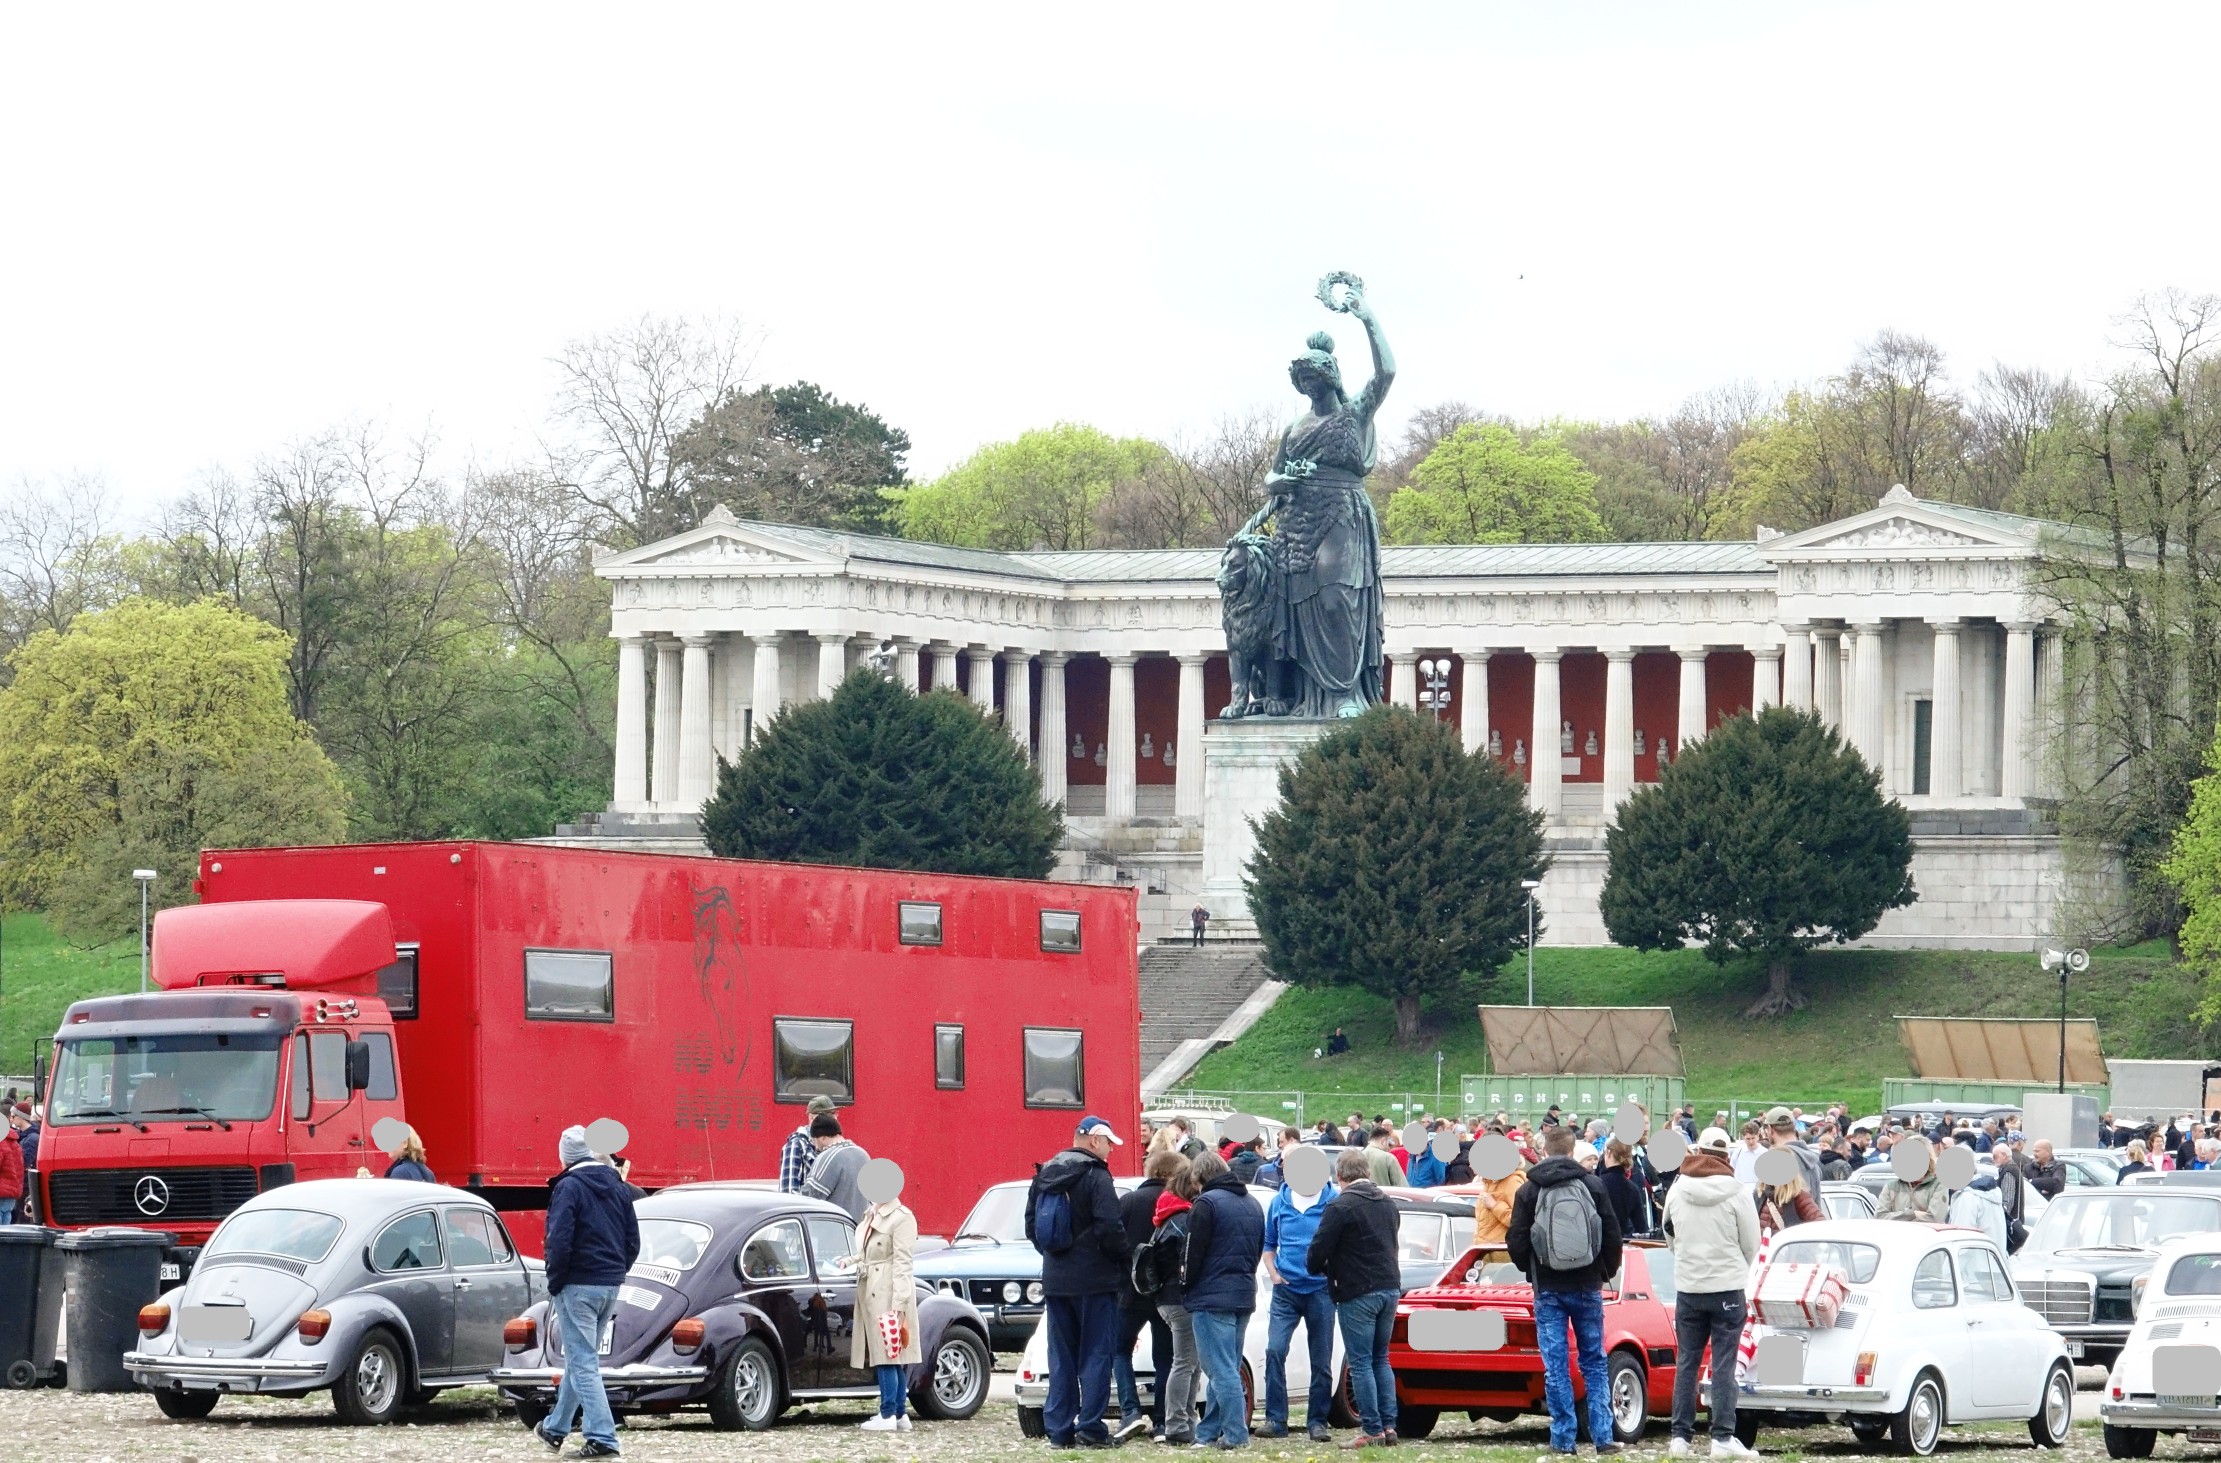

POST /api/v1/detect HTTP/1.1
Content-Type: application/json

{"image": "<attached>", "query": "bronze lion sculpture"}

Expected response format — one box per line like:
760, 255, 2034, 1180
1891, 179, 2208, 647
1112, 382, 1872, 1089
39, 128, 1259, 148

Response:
1217, 533, 1289, 718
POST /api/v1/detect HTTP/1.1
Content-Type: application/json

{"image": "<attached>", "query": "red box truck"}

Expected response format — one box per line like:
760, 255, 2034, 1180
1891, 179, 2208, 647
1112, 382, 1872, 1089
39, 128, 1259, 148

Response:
36, 841, 1140, 1262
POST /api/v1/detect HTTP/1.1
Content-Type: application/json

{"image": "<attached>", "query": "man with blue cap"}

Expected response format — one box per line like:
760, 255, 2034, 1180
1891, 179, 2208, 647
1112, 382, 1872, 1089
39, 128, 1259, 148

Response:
1026, 1115, 1131, 1448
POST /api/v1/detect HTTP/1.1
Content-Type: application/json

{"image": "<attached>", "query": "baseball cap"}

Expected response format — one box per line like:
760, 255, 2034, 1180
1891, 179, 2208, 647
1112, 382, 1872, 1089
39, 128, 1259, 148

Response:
1763, 1105, 1797, 1131
1078, 1116, 1124, 1146
1695, 1126, 1733, 1157
806, 1095, 836, 1117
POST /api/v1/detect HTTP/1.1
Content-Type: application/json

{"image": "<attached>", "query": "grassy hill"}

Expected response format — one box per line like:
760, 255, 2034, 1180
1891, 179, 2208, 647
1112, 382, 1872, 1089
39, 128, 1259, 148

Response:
1185, 942, 2213, 1115
1, 912, 139, 1079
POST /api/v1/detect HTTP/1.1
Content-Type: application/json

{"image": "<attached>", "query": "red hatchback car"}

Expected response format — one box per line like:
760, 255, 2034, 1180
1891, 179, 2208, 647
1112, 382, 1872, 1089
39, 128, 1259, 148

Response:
1388, 1243, 1680, 1442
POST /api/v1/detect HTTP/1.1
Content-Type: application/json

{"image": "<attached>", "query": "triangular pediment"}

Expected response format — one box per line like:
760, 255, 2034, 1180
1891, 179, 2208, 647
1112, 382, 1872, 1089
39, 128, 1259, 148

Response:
1761, 487, 2040, 558
595, 512, 837, 572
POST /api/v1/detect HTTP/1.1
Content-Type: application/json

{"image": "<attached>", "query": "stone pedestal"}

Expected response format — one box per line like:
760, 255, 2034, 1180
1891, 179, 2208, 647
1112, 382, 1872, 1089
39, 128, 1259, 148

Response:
1201, 717, 1333, 931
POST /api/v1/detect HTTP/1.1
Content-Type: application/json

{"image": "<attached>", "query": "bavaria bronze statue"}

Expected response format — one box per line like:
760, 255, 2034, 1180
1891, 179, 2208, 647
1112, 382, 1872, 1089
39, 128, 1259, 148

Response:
1218, 271, 1393, 720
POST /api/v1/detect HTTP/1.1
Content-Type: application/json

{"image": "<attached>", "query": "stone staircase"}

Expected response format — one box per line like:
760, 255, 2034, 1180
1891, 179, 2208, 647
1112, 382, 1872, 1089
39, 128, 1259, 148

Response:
1138, 943, 1285, 1097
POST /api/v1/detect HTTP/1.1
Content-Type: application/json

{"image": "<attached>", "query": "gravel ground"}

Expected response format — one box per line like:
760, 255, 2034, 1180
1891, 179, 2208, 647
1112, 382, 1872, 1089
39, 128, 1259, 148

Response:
4, 1381, 2199, 1463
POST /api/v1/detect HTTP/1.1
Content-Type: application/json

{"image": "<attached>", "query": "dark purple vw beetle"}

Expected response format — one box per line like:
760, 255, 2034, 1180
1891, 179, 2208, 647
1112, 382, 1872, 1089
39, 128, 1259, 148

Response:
493, 1184, 992, 1430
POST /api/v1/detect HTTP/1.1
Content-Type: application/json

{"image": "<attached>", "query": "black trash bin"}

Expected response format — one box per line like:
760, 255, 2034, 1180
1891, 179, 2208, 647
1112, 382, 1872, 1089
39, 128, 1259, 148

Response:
0, 1226, 65, 1389
55, 1227, 176, 1393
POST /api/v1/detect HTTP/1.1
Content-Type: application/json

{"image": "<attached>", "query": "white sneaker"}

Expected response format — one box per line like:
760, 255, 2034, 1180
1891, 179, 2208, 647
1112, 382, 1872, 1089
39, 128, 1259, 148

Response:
860, 1416, 899, 1432
1668, 1440, 1694, 1458
896, 1416, 913, 1431
1711, 1438, 1761, 1459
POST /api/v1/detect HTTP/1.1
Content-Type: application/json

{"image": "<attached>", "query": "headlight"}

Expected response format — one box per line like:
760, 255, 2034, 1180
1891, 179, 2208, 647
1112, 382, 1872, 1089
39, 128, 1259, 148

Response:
1003, 1281, 1023, 1303
1026, 1282, 1044, 1303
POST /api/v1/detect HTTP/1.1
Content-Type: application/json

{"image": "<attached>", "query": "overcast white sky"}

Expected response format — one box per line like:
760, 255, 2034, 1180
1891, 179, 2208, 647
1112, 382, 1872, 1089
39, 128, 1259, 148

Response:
4, 3, 2214, 519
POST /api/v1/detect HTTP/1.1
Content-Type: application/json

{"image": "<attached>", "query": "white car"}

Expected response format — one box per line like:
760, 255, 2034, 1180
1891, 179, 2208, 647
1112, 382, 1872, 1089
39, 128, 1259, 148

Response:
1732, 1219, 2074, 1457
2100, 1235, 2221, 1457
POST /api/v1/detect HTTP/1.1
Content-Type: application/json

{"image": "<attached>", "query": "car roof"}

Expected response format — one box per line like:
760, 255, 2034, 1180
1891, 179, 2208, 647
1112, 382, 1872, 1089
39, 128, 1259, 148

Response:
233, 1177, 492, 1222
1766, 1217, 1995, 1252
641, 1183, 855, 1225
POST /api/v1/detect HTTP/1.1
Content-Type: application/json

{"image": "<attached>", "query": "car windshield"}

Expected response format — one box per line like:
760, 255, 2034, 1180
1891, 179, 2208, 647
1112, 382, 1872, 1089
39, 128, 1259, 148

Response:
205, 1208, 346, 1263
635, 1219, 715, 1272
2166, 1254, 2221, 1296
50, 1033, 283, 1124
955, 1185, 1029, 1241
2029, 1193, 2221, 1252
1770, 1239, 1881, 1284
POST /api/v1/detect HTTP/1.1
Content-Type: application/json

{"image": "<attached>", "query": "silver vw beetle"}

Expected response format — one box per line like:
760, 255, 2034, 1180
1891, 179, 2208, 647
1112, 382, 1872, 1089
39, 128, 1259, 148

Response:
126, 1178, 544, 1423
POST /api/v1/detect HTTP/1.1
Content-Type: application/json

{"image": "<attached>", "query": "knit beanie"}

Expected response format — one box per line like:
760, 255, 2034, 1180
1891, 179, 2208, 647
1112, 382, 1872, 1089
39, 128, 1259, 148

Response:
559, 1125, 593, 1166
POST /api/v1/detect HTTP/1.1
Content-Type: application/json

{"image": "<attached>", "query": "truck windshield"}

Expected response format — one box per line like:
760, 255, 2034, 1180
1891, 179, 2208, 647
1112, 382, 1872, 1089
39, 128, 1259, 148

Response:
50, 1033, 283, 1125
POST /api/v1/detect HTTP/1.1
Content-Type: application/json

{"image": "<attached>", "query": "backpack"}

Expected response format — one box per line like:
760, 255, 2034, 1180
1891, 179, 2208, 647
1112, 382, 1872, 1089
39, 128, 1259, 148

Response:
1132, 1217, 1188, 1297
1531, 1178, 1603, 1272
1034, 1185, 1076, 1254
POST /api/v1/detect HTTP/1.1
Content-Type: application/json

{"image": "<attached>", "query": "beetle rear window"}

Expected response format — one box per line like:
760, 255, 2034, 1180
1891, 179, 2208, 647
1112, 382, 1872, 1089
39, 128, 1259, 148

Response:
2167, 1254, 2221, 1296
636, 1218, 715, 1273
1769, 1239, 1880, 1285
205, 1208, 346, 1264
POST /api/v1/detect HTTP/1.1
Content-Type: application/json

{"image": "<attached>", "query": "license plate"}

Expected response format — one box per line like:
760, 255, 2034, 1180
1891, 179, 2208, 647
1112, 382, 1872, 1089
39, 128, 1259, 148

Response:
599, 1319, 615, 1357
180, 1305, 252, 1343
159, 1263, 180, 1281
2189, 1428, 2221, 1442
1407, 1310, 1505, 1352
2161, 1395, 2215, 1409
2065, 1340, 2085, 1359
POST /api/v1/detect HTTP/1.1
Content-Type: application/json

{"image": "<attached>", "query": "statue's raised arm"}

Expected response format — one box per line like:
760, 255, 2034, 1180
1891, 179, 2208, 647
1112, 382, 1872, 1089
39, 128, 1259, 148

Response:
1318, 271, 1394, 425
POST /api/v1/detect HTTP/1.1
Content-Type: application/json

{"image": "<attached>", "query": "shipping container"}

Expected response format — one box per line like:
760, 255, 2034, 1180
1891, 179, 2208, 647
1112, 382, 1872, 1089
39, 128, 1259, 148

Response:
1880, 1077, 2107, 1112
1458, 1074, 1685, 1122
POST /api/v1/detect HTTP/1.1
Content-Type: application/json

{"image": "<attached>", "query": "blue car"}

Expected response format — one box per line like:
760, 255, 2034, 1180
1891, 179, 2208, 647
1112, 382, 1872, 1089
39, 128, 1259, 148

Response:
914, 1178, 1138, 1350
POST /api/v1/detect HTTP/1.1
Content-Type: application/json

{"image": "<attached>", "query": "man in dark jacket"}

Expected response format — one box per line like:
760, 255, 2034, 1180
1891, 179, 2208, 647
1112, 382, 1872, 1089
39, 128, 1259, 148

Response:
1026, 1116, 1131, 1448
1115, 1157, 1173, 1440
1508, 1125, 1625, 1458
2026, 1140, 2069, 1199
1306, 1149, 1403, 1445
538, 1125, 642, 1457
1183, 1151, 1264, 1449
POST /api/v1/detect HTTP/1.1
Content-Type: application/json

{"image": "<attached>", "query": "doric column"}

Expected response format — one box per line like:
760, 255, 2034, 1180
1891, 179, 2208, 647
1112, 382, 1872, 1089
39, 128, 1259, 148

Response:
1106, 654, 1138, 822
1002, 650, 1032, 756
930, 643, 958, 691
678, 634, 716, 806
1813, 626, 1842, 728
1038, 652, 1069, 807
1752, 647, 1781, 713
716, 635, 752, 764
2037, 626, 2063, 799
1390, 651, 1419, 711
651, 637, 683, 806
1529, 649, 1563, 821
613, 634, 650, 810
1851, 622, 1887, 768
749, 632, 784, 742
1928, 618, 1962, 799
1604, 649, 1636, 810
894, 637, 921, 691
1676, 646, 1709, 748
1781, 624, 1813, 712
966, 646, 996, 712
1840, 635, 1856, 732
815, 633, 848, 700
1175, 654, 1207, 819
1460, 649, 1491, 756
2003, 621, 2037, 801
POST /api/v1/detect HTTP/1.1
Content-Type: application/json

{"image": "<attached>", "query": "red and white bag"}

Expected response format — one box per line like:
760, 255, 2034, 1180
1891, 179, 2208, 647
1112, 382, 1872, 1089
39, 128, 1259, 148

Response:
1750, 1260, 1848, 1330
876, 1310, 907, 1358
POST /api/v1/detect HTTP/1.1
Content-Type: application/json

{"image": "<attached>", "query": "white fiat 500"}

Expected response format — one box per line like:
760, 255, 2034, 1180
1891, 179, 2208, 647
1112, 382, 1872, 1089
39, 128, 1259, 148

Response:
1732, 1220, 2074, 1457
2100, 1236, 2221, 1457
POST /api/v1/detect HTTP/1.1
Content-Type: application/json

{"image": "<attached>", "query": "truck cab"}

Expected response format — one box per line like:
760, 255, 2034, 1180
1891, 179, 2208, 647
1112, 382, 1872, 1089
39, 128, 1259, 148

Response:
37, 900, 407, 1276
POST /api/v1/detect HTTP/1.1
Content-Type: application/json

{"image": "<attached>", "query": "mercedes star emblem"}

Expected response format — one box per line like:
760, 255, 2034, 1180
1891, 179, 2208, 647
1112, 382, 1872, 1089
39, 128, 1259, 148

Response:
134, 1175, 171, 1215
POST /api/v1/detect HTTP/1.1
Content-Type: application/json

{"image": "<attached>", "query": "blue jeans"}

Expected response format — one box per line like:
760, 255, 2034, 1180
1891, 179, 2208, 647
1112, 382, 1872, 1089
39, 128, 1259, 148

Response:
0, 1200, 15, 1225
877, 1363, 909, 1418
1337, 1288, 1400, 1438
1534, 1286, 1612, 1453
544, 1285, 619, 1450
1190, 1308, 1252, 1446
1265, 1282, 1336, 1428
1044, 1292, 1120, 1445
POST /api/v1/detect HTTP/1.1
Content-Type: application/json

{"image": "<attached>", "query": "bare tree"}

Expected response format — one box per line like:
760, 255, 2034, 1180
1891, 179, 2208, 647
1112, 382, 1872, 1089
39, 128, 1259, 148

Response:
154, 468, 259, 607
1836, 330, 1973, 498
1968, 364, 2083, 512
0, 472, 125, 678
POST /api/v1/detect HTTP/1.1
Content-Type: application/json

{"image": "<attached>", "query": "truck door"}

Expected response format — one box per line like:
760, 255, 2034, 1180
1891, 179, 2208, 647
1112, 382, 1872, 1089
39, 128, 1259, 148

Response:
287, 1031, 367, 1179
441, 1206, 528, 1376
805, 1214, 870, 1390
366, 1206, 455, 1376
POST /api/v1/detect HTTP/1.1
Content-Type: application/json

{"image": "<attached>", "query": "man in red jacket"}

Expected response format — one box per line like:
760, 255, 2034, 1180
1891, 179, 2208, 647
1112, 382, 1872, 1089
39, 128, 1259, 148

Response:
0, 1111, 26, 1224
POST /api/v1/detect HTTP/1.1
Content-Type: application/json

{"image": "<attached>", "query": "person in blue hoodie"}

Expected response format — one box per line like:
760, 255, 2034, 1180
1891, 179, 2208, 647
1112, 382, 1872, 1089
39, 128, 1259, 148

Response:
1260, 1161, 1338, 1441
1406, 1127, 1449, 1189
536, 1125, 642, 1458
1182, 1151, 1265, 1450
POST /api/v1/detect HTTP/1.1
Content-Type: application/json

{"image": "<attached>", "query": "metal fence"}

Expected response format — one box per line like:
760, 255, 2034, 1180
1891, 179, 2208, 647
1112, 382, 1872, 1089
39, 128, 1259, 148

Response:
1160, 1084, 1861, 1133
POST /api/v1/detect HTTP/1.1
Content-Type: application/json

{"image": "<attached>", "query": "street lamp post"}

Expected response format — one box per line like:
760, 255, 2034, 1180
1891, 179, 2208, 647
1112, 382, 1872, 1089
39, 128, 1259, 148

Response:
1520, 879, 1544, 1006
2039, 946, 2091, 1093
133, 868, 157, 993
1417, 658, 1454, 722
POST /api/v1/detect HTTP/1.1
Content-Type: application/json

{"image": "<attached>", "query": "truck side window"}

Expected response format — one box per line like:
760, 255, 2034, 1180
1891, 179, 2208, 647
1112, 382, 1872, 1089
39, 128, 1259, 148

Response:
362, 1034, 399, 1102
935, 1025, 965, 1090
372, 1210, 444, 1272
309, 1031, 348, 1102
773, 1019, 854, 1105
1040, 910, 1081, 953
377, 946, 419, 1020
524, 949, 615, 1022
898, 902, 942, 946
290, 1034, 311, 1120
1023, 1027, 1085, 1108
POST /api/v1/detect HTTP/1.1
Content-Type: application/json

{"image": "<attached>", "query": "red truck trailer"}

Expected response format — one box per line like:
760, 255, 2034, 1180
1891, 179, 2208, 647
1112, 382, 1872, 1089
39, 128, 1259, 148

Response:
36, 841, 1140, 1266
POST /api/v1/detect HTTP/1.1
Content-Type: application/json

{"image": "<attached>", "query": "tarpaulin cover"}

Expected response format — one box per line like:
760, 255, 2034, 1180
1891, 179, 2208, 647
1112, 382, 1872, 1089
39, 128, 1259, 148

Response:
1894, 1016, 2106, 1085
1478, 1006, 1683, 1076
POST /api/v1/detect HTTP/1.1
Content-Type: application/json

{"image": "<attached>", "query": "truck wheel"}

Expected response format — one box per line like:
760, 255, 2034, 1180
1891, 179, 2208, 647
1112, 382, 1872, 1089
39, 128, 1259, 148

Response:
2028, 1363, 2072, 1448
1890, 1371, 1944, 1457
916, 1328, 990, 1420
2103, 1425, 2157, 1459
331, 1327, 408, 1425
707, 1336, 783, 1431
1395, 1405, 1440, 1441
1018, 1405, 1047, 1438
154, 1388, 220, 1420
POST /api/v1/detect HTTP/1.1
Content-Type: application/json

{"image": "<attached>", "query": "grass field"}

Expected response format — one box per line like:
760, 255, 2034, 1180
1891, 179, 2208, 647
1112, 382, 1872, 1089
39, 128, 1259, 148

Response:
0, 910, 139, 1080
1185, 941, 2215, 1115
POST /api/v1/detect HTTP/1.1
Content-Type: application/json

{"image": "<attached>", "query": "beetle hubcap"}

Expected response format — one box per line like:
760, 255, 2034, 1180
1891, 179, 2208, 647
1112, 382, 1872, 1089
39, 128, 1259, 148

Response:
1912, 1383, 1939, 1449
2046, 1371, 2071, 1437
357, 1345, 397, 1413
734, 1353, 772, 1419
935, 1341, 978, 1407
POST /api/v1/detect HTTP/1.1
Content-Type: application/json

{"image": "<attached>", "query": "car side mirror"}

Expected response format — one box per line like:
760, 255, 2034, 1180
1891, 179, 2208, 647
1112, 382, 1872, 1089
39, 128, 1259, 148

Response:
345, 1040, 372, 1092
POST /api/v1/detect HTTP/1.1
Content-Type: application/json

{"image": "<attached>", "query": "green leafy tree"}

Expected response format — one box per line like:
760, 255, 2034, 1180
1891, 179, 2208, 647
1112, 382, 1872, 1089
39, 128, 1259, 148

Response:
1600, 706, 1915, 1017
1383, 423, 1609, 545
0, 597, 348, 935
702, 669, 1062, 878
891, 424, 1164, 551
673, 380, 912, 533
2163, 722, 2221, 1021
1246, 706, 1547, 1044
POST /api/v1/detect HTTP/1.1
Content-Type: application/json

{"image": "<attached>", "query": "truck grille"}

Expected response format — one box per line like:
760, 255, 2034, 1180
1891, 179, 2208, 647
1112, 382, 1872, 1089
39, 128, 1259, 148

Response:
2019, 1278, 2095, 1326
46, 1166, 260, 1225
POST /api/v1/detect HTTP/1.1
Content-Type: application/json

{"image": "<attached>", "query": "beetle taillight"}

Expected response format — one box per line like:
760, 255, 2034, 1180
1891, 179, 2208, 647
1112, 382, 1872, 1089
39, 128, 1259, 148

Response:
504, 1317, 538, 1349
297, 1309, 331, 1343
1854, 1351, 1876, 1388
138, 1303, 170, 1334
671, 1317, 706, 1354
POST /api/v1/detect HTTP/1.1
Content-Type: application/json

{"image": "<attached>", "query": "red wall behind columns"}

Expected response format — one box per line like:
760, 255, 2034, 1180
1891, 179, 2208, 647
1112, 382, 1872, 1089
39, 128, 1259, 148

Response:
1135, 657, 1178, 785
1065, 655, 1108, 786
1560, 653, 1605, 783
1205, 656, 1231, 719
1707, 651, 1756, 730
1633, 652, 1678, 782
1490, 653, 1535, 781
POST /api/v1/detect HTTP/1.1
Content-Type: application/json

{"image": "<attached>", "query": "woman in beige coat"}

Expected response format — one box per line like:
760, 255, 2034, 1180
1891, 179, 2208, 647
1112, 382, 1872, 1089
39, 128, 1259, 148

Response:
853, 1193, 922, 1431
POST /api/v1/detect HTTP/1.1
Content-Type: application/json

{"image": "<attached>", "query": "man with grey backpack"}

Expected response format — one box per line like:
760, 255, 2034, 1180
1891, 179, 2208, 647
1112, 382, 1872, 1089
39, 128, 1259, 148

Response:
1508, 1124, 1625, 1460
